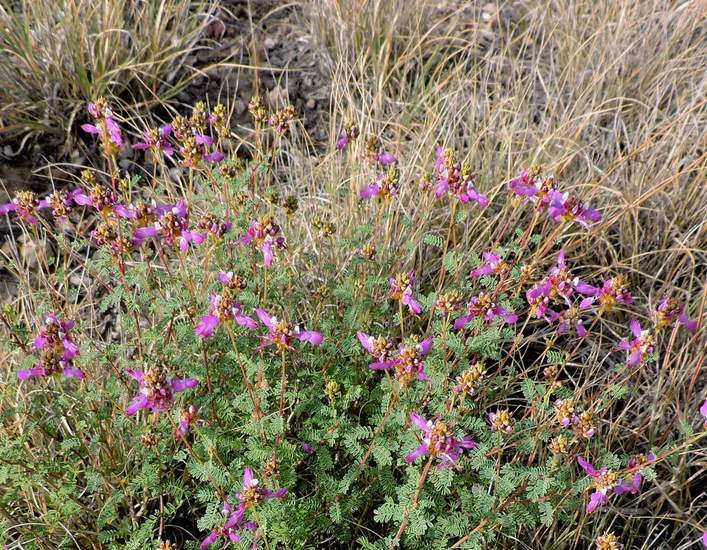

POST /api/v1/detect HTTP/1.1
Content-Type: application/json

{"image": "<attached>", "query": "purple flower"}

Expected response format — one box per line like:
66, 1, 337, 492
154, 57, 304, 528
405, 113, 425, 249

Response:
240, 216, 286, 267
37, 190, 79, 221
578, 276, 633, 313
617, 320, 654, 368
82, 101, 123, 152
301, 442, 315, 454
133, 200, 204, 251
577, 456, 615, 513
256, 309, 323, 351
655, 296, 697, 331
546, 305, 589, 338
17, 314, 84, 381
453, 292, 518, 330
700, 399, 707, 427
389, 271, 422, 315
432, 146, 489, 207
547, 190, 601, 228
357, 332, 395, 370
471, 252, 509, 278
1, 191, 47, 225
577, 453, 654, 514
200, 499, 256, 549
527, 250, 589, 318
132, 125, 174, 157
508, 169, 543, 198
237, 467, 288, 508
125, 365, 198, 416
195, 272, 257, 338
360, 165, 400, 201
336, 132, 349, 150
367, 337, 433, 385
702, 531, 707, 547
406, 412, 476, 468
175, 405, 201, 439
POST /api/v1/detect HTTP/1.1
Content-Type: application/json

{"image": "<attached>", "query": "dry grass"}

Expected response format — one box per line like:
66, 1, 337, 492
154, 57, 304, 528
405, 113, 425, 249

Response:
0, 0, 219, 144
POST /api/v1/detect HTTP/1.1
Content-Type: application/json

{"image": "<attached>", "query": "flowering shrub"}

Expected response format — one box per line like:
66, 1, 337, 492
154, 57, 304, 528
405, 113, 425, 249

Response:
0, 98, 705, 550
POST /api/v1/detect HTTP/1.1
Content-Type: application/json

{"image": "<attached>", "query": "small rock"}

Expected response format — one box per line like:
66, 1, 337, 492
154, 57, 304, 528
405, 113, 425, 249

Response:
264, 37, 277, 51
305, 98, 316, 110
234, 99, 247, 116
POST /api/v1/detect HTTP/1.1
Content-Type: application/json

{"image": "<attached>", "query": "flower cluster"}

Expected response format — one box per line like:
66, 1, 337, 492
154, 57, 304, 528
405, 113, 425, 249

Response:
336, 121, 359, 151
406, 412, 476, 468
175, 405, 200, 440
509, 168, 601, 229
654, 296, 697, 331
431, 146, 489, 207
125, 364, 198, 416
240, 216, 286, 267
358, 333, 433, 385
554, 399, 596, 439
616, 320, 655, 368
81, 99, 123, 155
195, 272, 257, 338
577, 452, 654, 513
453, 362, 485, 397
364, 135, 397, 166
471, 251, 510, 279
201, 468, 286, 548
256, 309, 323, 351
488, 409, 514, 433
17, 314, 84, 381
389, 271, 422, 315
453, 292, 518, 330
360, 165, 400, 201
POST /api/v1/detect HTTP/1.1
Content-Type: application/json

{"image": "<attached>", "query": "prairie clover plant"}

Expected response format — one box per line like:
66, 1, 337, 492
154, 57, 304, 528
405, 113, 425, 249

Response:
0, 98, 704, 550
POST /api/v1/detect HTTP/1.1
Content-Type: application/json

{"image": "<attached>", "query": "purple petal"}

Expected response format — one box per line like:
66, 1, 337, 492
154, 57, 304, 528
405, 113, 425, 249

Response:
369, 361, 393, 370
586, 491, 608, 514
243, 467, 254, 486
577, 456, 596, 476
255, 309, 275, 329
234, 313, 258, 330
200, 530, 220, 549
405, 443, 429, 464
195, 314, 220, 338
261, 240, 273, 267
171, 377, 198, 393
700, 399, 707, 420
409, 411, 429, 431
81, 123, 100, 134
126, 368, 145, 383
73, 192, 92, 206
627, 350, 642, 367
135, 226, 159, 239
360, 183, 380, 199
126, 394, 150, 416
0, 202, 17, 215
262, 488, 287, 499
297, 330, 323, 345
17, 367, 46, 380
471, 264, 494, 278
357, 332, 375, 353
453, 314, 473, 331
377, 152, 397, 165
204, 151, 225, 163
418, 337, 433, 356
678, 312, 697, 331
195, 133, 214, 145
402, 294, 422, 315
62, 367, 85, 379
629, 319, 642, 338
